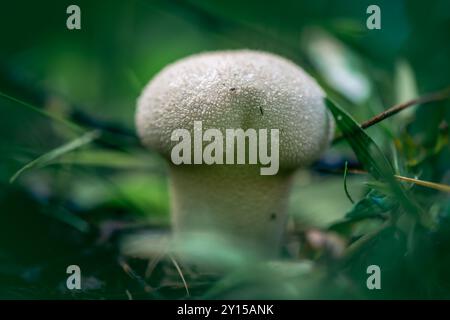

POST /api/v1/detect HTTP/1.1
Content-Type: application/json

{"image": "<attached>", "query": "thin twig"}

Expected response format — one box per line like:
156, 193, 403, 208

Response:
361, 87, 450, 130
118, 258, 154, 293
168, 254, 190, 297
342, 168, 450, 193
333, 87, 450, 143
394, 175, 450, 193
125, 289, 133, 300
145, 248, 168, 279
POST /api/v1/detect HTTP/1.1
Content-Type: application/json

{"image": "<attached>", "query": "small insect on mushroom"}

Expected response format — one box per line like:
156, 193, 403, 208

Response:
136, 50, 334, 258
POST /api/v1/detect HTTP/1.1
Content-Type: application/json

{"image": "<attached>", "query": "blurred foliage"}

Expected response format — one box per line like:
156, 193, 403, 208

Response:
0, 0, 449, 299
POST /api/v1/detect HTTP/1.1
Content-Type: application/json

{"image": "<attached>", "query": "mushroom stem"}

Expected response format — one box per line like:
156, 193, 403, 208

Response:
169, 164, 294, 257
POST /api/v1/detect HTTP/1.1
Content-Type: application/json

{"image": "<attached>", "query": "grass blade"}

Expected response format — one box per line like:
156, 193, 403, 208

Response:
325, 98, 422, 219
0, 91, 82, 132
10, 130, 101, 183
343, 161, 354, 204
326, 98, 395, 179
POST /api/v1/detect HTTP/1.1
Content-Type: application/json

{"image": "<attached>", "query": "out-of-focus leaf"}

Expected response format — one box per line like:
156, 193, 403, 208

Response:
71, 173, 170, 217
364, 180, 397, 196
394, 60, 418, 105
392, 60, 419, 131
10, 130, 100, 183
44, 207, 90, 233
303, 29, 371, 103
328, 190, 393, 233
289, 174, 364, 228
346, 191, 394, 220
53, 149, 163, 171
0, 91, 82, 132
202, 260, 356, 299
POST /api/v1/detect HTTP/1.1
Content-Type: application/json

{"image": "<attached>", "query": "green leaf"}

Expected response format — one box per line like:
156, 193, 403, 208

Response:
52, 149, 162, 171
325, 98, 423, 220
10, 130, 101, 183
328, 191, 392, 233
346, 191, 394, 220
326, 98, 394, 179
45, 207, 90, 233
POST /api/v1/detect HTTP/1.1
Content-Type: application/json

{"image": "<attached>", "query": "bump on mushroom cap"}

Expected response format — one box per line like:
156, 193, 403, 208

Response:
136, 50, 334, 169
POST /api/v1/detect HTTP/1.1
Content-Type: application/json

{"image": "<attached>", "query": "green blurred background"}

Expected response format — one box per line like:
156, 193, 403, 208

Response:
0, 0, 449, 299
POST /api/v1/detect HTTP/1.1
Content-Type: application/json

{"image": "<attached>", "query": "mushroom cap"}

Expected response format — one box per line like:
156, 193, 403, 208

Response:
136, 50, 334, 169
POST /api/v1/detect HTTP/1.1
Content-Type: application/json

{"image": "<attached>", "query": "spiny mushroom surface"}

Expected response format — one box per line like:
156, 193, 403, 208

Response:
136, 50, 334, 257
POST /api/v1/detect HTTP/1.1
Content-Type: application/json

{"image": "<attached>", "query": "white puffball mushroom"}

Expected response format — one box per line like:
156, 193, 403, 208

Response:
136, 50, 334, 257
